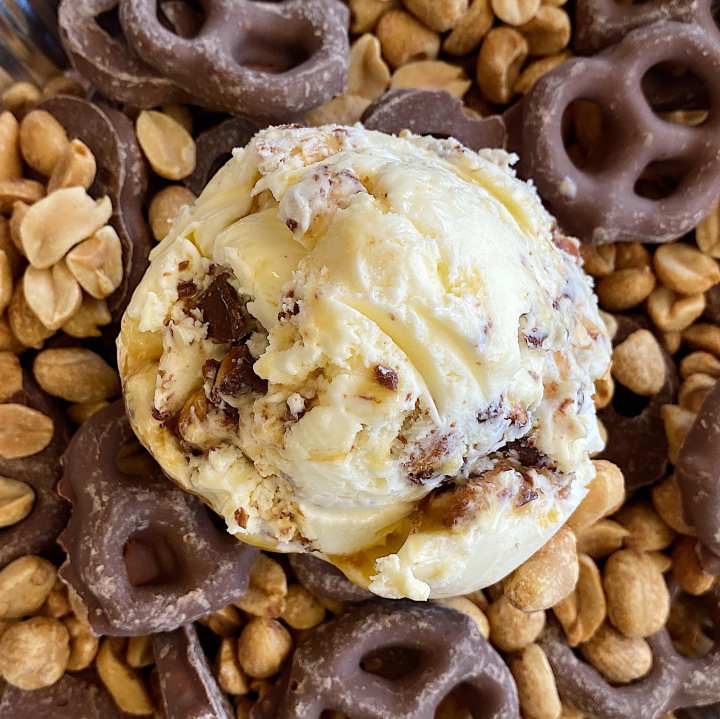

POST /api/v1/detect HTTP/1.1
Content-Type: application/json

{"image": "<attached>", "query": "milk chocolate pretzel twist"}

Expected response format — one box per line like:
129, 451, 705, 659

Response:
539, 584, 720, 718
513, 21, 720, 245
252, 599, 519, 719
59, 401, 257, 636
288, 553, 372, 603
119, 0, 350, 121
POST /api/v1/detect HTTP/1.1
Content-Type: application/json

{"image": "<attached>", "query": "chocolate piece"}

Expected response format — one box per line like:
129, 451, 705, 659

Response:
154, 625, 234, 719
40, 96, 151, 319
59, 401, 257, 635
0, 372, 69, 568
676, 380, 720, 562
288, 554, 373, 603
119, 0, 350, 121
213, 346, 266, 398
253, 599, 518, 719
362, 90, 507, 151
508, 21, 720, 245
197, 274, 249, 344
0, 670, 129, 719
184, 118, 260, 196
58, 0, 191, 108
599, 316, 678, 491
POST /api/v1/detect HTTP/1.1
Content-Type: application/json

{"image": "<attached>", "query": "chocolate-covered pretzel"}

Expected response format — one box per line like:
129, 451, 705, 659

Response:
184, 117, 260, 196
288, 553, 372, 603
362, 90, 506, 151
119, 0, 350, 121
599, 316, 678, 491
154, 624, 234, 719
58, 0, 191, 107
252, 600, 518, 719
676, 380, 720, 566
59, 401, 257, 636
509, 21, 720, 245
40, 96, 151, 319
0, 372, 69, 569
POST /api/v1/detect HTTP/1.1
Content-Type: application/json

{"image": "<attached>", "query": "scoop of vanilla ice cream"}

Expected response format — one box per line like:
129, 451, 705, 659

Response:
118, 124, 610, 600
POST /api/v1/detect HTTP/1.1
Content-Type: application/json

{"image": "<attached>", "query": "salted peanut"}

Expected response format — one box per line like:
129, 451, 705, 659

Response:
651, 475, 696, 536
66, 225, 123, 299
647, 286, 705, 333
23, 260, 83, 331
581, 623, 652, 683
236, 618, 292, 679
518, 5, 570, 54
614, 242, 650, 269
33, 348, 120, 403
136, 111, 196, 181
477, 27, 528, 104
199, 604, 244, 637
97, 638, 154, 715
433, 596, 490, 638
656, 243, 720, 295
486, 596, 544, 651
376, 9, 441, 69
444, 0, 494, 55
0, 617, 69, 690
614, 502, 674, 552
514, 52, 571, 95
0, 217, 23, 275
126, 636, 154, 669
350, 0, 399, 33
41, 74, 86, 99
0, 112, 22, 181
0, 315, 24, 353
0, 476, 34, 528
1, 82, 41, 117
679, 372, 717, 413
20, 187, 112, 269
581, 244, 616, 278
661, 404, 696, 465
161, 103, 193, 134
504, 526, 578, 612
19, 110, 69, 177
41, 579, 71, 619
404, 0, 468, 32
62, 296, 112, 338
661, 330, 682, 355
391, 60, 472, 98
696, 200, 720, 258
8, 200, 28, 254
592, 372, 614, 410
9, 282, 55, 349
646, 551, 672, 574
67, 400, 109, 425
596, 266, 656, 311
553, 554, 605, 647
680, 351, 720, 379
510, 644, 562, 719
0, 351, 21, 403
64, 615, 99, 671
0, 403, 54, 459
0, 250, 12, 316
611, 329, 666, 396
216, 637, 249, 695
280, 585, 326, 630
567, 460, 624, 533
603, 549, 669, 638
47, 139, 97, 193
682, 323, 720, 357
0, 555, 56, 619
0, 179, 45, 213
234, 554, 288, 618
346, 33, 391, 100
576, 519, 629, 560
491, 0, 540, 25
306, 95, 372, 127
148, 186, 196, 242
672, 537, 715, 595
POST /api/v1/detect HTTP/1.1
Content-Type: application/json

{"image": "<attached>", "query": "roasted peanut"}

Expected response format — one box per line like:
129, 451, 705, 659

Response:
487, 596, 545, 651
0, 402, 54, 459
433, 596, 490, 638
580, 623, 652, 684
0, 475, 34, 528
517, 5, 571, 54
391, 60, 471, 97
444, 0, 494, 55
596, 266, 656, 311
654, 243, 720, 295
136, 111, 196, 181
47, 138, 97, 192
376, 9, 441, 69
568, 460, 625, 532
477, 27, 528, 104
614, 502, 675, 552
510, 644, 562, 719
234, 554, 288, 618
672, 537, 716, 596
236, 618, 292, 679
19, 110, 69, 176
148, 186, 196, 242
0, 112, 22, 181
0, 555, 56, 619
23, 260, 83, 331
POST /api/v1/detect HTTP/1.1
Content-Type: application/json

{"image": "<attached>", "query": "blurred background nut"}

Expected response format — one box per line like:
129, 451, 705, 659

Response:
661, 404, 696, 464
611, 329, 666, 396
0, 616, 69, 690
581, 244, 616, 278
347, 34, 391, 100
236, 617, 292, 679
0, 216, 25, 276
514, 52, 571, 95
62, 296, 112, 338
33, 347, 120, 403
614, 502, 675, 552
391, 60, 471, 97
0, 351, 22, 401
696, 200, 720, 258
647, 287, 706, 333
517, 5, 570, 55
403, 0, 468, 32
9, 201, 29, 253
280, 585, 326, 630
47, 138, 97, 193
306, 95, 372, 126
0, 555, 56, 619
64, 615, 99, 671
350, 0, 399, 34
0, 178, 45, 212
603, 549, 669, 638
509, 644, 561, 719
477, 27, 528, 104
0, 112, 22, 181
0, 402, 54, 459
661, 329, 682, 355
8, 283, 53, 348
19, 110, 69, 177
646, 551, 672, 575
0, 315, 25, 353
148, 186, 196, 242
67, 399, 109, 425
592, 371, 614, 410
376, 9, 440, 69
126, 635, 154, 669
682, 323, 720, 356
199, 604, 244, 638
490, 0, 540, 26
23, 259, 82, 330
567, 460, 625, 532
234, 554, 287, 618
41, 75, 86, 100
575, 519, 629, 560
672, 537, 716, 596
40, 579, 71, 619
1, 82, 41, 119
680, 350, 720, 379
654, 243, 720, 295
66, 225, 123, 299
580, 623, 652, 683
0, 476, 34, 528
486, 595, 544, 651
504, 526, 578, 611
678, 372, 716, 413
216, 637, 249, 695
444, 0, 494, 55
596, 266, 656, 311
0, 249, 12, 315
433, 596, 490, 638
651, 475, 697, 536
96, 637, 154, 715
161, 103, 193, 133
136, 110, 197, 181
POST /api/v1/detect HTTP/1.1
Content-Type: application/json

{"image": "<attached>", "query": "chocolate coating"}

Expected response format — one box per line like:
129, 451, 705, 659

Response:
289, 553, 373, 603
253, 599, 518, 719
59, 401, 257, 635
362, 90, 506, 151
154, 624, 234, 719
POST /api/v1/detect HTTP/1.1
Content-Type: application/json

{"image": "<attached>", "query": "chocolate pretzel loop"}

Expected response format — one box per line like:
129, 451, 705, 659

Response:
518, 21, 720, 245
254, 600, 518, 719
119, 0, 350, 120
288, 553, 372, 603
59, 402, 257, 636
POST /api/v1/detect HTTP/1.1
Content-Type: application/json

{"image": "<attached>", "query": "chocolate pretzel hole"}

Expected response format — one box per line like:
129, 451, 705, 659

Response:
439, 682, 506, 719
95, 5, 124, 39
611, 381, 651, 418
360, 645, 424, 680
642, 62, 709, 114
157, 0, 206, 39
116, 437, 158, 476
634, 158, 691, 201
561, 100, 615, 173
123, 527, 183, 587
